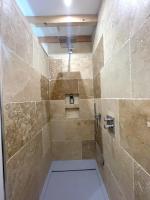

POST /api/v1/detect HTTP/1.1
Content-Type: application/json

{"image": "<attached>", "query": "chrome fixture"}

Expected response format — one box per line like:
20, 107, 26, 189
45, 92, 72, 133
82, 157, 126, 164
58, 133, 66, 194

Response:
94, 103, 101, 130
69, 94, 74, 104
104, 115, 115, 133
68, 48, 73, 72
95, 113, 101, 128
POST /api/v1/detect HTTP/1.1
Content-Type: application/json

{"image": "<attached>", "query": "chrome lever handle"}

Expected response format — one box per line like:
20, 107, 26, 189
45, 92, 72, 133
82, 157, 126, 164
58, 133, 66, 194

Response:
104, 116, 114, 122
104, 124, 114, 129
104, 115, 115, 133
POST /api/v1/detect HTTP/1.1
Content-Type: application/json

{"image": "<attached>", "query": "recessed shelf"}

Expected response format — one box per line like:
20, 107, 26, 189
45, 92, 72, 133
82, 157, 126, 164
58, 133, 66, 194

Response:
65, 104, 79, 109
65, 108, 79, 119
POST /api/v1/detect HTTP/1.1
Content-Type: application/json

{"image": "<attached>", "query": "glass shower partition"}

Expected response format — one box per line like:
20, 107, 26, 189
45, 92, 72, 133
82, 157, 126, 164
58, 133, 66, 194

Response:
0, 50, 5, 200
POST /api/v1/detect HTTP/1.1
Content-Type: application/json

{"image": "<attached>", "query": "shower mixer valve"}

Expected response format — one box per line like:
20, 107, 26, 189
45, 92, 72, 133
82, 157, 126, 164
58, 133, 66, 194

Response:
104, 115, 115, 133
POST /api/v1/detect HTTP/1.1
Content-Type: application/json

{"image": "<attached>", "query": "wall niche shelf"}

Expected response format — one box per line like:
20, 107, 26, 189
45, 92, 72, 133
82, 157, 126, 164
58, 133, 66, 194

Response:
65, 94, 79, 119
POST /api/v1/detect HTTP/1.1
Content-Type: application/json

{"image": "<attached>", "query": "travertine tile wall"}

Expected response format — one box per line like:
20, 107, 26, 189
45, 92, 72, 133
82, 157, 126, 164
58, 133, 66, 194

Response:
1, 0, 52, 200
93, 0, 150, 200
49, 53, 96, 160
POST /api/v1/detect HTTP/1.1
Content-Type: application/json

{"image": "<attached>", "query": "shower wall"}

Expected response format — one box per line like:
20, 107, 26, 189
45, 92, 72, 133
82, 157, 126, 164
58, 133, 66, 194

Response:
1, 0, 52, 199
93, 0, 150, 200
49, 52, 96, 160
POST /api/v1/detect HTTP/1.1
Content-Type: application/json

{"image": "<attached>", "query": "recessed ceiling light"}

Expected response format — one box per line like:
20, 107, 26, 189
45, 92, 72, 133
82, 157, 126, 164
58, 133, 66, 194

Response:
64, 0, 72, 7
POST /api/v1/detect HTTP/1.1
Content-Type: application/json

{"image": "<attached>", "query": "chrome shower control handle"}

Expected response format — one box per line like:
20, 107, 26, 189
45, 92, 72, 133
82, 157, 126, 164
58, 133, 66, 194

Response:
104, 115, 115, 133
104, 124, 114, 129
104, 117, 114, 122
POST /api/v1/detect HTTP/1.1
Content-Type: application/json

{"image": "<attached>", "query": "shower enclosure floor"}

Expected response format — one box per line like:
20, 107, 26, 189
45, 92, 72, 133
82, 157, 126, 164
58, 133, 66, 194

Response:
40, 160, 109, 200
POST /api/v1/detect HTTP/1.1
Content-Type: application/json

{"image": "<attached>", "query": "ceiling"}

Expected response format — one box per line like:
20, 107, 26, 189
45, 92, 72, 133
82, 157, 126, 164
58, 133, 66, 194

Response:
16, 0, 101, 16
16, 0, 101, 54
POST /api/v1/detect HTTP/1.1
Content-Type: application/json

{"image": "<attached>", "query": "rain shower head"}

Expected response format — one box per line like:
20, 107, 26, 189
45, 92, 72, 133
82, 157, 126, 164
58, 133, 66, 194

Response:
68, 48, 73, 54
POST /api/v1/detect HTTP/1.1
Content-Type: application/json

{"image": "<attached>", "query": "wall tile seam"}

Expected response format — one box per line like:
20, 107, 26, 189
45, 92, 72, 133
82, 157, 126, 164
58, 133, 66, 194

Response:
50, 119, 95, 122
4, 100, 51, 105
14, 0, 50, 60
94, 8, 150, 58
93, 26, 103, 52
2, 42, 49, 79
51, 139, 95, 142
12, 1, 33, 36
6, 130, 43, 164
132, 158, 150, 200
1, 43, 33, 68
49, 79, 93, 83
49, 78, 93, 81
103, 38, 130, 67
100, 98, 150, 100
128, 38, 133, 98
129, 14, 150, 40
101, 100, 150, 177
93, 71, 102, 79
133, 159, 150, 177
50, 98, 95, 101
50, 118, 95, 121
104, 163, 128, 200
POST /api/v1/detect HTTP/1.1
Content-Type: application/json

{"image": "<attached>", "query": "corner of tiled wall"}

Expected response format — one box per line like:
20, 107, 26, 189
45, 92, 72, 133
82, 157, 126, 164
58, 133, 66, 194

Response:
48, 53, 96, 161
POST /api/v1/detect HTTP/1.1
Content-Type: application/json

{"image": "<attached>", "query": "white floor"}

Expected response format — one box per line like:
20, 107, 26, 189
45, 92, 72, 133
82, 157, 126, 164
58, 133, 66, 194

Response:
40, 160, 109, 200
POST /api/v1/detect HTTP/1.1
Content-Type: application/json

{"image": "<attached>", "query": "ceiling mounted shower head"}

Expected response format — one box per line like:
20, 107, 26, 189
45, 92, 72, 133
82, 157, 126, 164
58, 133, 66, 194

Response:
68, 48, 73, 54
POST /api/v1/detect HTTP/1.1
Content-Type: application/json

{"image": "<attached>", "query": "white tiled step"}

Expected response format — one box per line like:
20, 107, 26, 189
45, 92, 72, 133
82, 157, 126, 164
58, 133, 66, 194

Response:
40, 160, 109, 200
51, 160, 97, 172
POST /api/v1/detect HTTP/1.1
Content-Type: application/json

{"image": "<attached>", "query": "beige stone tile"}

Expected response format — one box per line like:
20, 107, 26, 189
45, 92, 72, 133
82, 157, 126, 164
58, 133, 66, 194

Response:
41, 75, 49, 100
82, 140, 96, 159
101, 98, 134, 200
102, 130, 134, 200
32, 37, 49, 77
2, 47, 41, 104
70, 53, 93, 79
51, 120, 95, 142
103, 0, 132, 62
52, 141, 82, 160
49, 80, 64, 100
131, 18, 150, 98
101, 42, 131, 98
49, 58, 62, 80
119, 100, 150, 174
42, 122, 51, 156
134, 162, 150, 200
50, 100, 65, 119
78, 79, 94, 99
79, 99, 94, 120
95, 143, 104, 172
103, 165, 127, 200
130, 1, 150, 37
93, 72, 101, 98
2, 0, 33, 65
35, 101, 50, 130
93, 0, 114, 51
58, 72, 81, 80
49, 53, 93, 79
4, 102, 37, 159
6, 133, 43, 200
50, 79, 78, 100
95, 126, 103, 151
93, 37, 104, 78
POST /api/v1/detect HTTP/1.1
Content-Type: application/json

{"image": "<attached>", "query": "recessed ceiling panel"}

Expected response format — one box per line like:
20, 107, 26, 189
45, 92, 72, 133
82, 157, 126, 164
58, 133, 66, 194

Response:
32, 26, 95, 37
